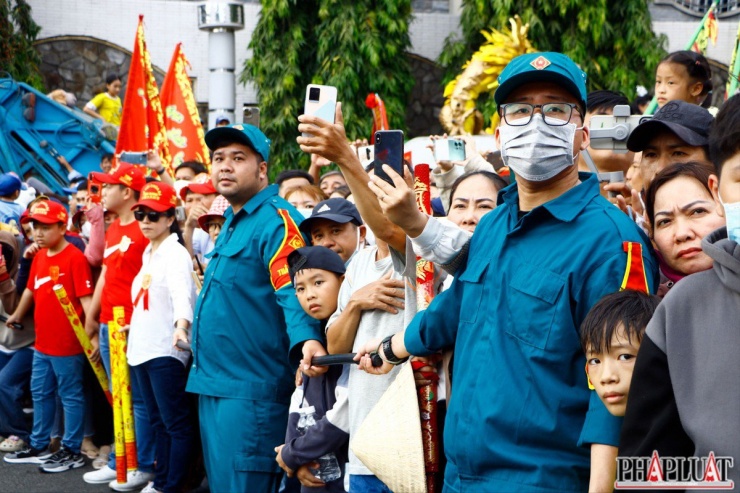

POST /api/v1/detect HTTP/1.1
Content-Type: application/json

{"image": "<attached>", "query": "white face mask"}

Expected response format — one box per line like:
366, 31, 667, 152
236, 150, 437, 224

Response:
344, 226, 364, 267
296, 208, 313, 219
499, 114, 580, 182
719, 193, 740, 244
81, 221, 92, 239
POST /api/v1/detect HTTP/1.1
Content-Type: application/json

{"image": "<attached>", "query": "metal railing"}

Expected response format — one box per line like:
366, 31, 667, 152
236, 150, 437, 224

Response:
655, 0, 740, 17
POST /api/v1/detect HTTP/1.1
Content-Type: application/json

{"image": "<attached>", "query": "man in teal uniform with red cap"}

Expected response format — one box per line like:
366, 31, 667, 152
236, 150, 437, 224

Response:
186, 123, 326, 492
357, 52, 658, 492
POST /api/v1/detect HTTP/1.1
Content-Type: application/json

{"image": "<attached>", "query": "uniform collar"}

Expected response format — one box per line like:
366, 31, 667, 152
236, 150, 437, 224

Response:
500, 172, 600, 223
224, 184, 279, 219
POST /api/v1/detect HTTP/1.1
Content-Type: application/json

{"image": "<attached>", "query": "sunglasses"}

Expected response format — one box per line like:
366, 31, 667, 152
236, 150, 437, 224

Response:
134, 209, 170, 222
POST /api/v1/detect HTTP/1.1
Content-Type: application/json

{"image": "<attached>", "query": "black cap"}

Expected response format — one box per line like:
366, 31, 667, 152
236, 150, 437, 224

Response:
627, 101, 713, 152
288, 246, 346, 284
298, 198, 363, 235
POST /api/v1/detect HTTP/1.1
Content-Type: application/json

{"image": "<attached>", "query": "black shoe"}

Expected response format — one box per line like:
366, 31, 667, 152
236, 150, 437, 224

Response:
4, 445, 53, 464
38, 447, 84, 473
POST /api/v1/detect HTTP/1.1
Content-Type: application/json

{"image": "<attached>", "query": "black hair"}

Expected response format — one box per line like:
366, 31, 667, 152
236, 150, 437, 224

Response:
449, 170, 508, 203
587, 90, 630, 114
101, 153, 114, 163
175, 160, 207, 176
660, 51, 713, 106
105, 74, 120, 85
330, 185, 351, 199
169, 210, 186, 246
275, 169, 314, 186
76, 180, 88, 192
644, 160, 716, 228
708, 93, 740, 176
579, 290, 661, 354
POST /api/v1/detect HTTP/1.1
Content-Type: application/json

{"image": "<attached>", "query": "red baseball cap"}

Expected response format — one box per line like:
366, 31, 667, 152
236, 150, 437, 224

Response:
21, 200, 68, 225
131, 181, 179, 212
89, 163, 146, 192
179, 174, 217, 201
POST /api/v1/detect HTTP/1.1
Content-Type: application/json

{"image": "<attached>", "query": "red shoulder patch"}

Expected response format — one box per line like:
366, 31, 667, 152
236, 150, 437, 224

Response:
269, 210, 306, 291
620, 242, 649, 293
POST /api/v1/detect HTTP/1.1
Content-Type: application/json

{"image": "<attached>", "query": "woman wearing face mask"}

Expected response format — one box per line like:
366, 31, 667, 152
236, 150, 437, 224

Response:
645, 161, 726, 297
284, 185, 327, 218
126, 181, 196, 493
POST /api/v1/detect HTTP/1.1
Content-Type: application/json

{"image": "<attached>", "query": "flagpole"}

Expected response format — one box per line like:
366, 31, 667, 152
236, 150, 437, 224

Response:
643, 0, 719, 115
726, 22, 740, 100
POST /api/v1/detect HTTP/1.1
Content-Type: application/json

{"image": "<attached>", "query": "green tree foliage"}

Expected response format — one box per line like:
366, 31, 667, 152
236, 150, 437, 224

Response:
439, 0, 667, 125
0, 0, 44, 90
242, 0, 414, 174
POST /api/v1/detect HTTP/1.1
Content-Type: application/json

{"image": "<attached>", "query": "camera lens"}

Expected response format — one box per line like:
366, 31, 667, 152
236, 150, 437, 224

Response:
309, 87, 320, 101
375, 133, 381, 143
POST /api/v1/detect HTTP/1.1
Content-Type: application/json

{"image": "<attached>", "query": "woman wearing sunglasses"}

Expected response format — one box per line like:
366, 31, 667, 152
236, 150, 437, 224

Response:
126, 181, 196, 493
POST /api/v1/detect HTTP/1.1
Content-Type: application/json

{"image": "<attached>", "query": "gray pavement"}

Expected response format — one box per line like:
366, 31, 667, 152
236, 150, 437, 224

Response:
0, 456, 111, 493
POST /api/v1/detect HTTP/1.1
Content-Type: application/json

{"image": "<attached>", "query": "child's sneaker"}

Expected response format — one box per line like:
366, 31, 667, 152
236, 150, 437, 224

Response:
140, 482, 162, 493
38, 447, 84, 473
0, 435, 26, 452
3, 445, 54, 464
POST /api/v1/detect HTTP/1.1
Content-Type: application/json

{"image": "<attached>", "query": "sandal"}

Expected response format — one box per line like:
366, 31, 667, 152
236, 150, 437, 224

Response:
82, 436, 100, 459
0, 435, 26, 452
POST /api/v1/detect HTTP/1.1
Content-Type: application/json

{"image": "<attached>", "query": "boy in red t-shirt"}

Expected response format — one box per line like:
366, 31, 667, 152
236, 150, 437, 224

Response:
3, 200, 93, 473
82, 163, 155, 490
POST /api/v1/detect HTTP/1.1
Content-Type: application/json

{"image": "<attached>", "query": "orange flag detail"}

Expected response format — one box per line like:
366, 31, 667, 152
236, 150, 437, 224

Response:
160, 43, 210, 171
620, 242, 650, 293
115, 15, 173, 177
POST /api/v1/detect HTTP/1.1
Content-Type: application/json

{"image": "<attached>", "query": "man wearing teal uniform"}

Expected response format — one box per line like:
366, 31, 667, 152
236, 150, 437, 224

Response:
185, 124, 325, 492
357, 53, 658, 492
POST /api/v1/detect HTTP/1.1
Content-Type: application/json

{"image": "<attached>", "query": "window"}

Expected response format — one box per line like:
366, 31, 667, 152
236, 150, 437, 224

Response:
412, 0, 449, 13
655, 0, 740, 17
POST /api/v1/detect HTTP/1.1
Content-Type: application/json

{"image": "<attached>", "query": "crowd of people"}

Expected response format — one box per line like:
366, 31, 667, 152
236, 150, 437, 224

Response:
0, 47, 737, 493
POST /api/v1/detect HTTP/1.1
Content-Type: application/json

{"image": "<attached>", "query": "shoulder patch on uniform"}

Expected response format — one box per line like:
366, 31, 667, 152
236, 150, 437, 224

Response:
620, 241, 649, 293
269, 209, 306, 291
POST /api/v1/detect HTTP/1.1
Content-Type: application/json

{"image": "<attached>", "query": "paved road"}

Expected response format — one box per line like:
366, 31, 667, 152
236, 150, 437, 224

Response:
0, 455, 111, 493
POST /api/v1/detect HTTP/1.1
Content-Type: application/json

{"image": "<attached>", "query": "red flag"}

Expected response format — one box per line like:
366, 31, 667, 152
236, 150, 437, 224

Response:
115, 15, 172, 176
365, 93, 389, 143
160, 43, 210, 171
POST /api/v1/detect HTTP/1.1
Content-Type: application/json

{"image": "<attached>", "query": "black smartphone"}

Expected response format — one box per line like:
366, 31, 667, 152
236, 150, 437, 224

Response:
119, 151, 148, 165
373, 130, 404, 187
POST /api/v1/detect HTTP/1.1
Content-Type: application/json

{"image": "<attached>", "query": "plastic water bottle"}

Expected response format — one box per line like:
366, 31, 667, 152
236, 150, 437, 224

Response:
296, 406, 342, 482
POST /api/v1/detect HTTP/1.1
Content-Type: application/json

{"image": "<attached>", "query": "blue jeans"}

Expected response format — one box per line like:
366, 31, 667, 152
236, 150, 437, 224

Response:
29, 351, 85, 453
131, 357, 194, 493
0, 348, 33, 441
99, 323, 155, 472
349, 475, 393, 493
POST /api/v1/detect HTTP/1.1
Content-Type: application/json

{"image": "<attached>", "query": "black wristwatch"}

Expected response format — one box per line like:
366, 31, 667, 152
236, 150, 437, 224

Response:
381, 335, 408, 365
154, 166, 166, 174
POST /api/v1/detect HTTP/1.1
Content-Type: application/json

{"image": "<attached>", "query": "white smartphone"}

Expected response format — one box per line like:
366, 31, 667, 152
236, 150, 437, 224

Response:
434, 138, 466, 162
303, 84, 337, 137
356, 145, 375, 168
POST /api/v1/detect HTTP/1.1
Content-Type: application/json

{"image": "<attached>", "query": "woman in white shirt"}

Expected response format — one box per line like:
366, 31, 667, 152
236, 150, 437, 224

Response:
127, 181, 196, 493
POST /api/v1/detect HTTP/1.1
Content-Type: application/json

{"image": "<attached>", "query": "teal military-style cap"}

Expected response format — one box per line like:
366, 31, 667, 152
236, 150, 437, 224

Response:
205, 123, 271, 162
494, 52, 588, 111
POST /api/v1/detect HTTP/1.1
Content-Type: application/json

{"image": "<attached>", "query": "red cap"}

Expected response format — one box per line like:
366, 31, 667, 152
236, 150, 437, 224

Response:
197, 195, 230, 232
89, 163, 146, 192
22, 200, 68, 225
179, 174, 217, 201
131, 181, 179, 212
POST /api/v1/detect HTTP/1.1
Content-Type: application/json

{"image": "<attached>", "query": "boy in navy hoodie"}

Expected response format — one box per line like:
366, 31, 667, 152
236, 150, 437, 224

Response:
275, 246, 348, 492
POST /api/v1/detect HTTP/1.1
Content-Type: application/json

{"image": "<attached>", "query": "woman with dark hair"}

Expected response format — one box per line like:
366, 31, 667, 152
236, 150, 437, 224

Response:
446, 171, 508, 233
84, 74, 123, 126
644, 161, 725, 295
126, 181, 196, 493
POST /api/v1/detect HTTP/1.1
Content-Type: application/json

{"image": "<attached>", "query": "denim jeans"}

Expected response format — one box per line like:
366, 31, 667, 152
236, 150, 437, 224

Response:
29, 351, 85, 453
349, 475, 393, 493
0, 347, 33, 441
99, 322, 155, 472
131, 357, 194, 493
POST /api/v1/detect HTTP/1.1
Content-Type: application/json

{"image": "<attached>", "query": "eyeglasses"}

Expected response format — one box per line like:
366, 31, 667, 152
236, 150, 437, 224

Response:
499, 103, 580, 126
134, 210, 168, 222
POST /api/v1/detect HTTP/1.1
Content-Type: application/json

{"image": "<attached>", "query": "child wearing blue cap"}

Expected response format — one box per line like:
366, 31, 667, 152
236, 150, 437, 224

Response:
0, 173, 25, 227
275, 246, 348, 492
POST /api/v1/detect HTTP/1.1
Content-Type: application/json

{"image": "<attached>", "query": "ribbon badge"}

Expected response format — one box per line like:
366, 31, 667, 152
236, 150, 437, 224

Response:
134, 274, 152, 311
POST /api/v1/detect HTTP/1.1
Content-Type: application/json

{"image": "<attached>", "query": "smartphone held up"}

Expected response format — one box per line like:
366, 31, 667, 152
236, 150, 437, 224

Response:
303, 84, 337, 137
373, 130, 405, 187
